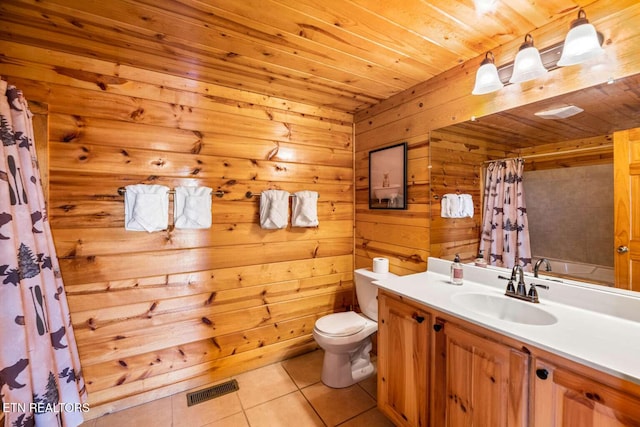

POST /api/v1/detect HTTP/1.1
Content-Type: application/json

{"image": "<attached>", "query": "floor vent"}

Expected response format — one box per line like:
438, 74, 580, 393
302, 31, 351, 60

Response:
186, 379, 239, 407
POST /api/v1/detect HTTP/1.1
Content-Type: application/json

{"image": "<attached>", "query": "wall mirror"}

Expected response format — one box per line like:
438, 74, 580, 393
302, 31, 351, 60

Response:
430, 73, 640, 287
369, 142, 407, 210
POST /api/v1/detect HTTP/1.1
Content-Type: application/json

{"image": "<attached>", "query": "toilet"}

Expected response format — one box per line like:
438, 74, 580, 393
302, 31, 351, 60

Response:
312, 268, 396, 388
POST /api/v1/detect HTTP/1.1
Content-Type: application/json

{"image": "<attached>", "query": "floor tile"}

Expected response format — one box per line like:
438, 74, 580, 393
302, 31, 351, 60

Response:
302, 382, 376, 427
94, 396, 172, 427
281, 349, 324, 388
234, 363, 298, 409
244, 392, 324, 427
78, 417, 96, 427
202, 411, 250, 427
172, 380, 243, 427
80, 350, 395, 427
337, 407, 395, 427
357, 373, 377, 399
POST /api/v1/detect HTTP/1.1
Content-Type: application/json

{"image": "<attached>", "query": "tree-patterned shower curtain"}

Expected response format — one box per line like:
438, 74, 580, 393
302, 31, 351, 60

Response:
480, 158, 532, 271
0, 80, 87, 427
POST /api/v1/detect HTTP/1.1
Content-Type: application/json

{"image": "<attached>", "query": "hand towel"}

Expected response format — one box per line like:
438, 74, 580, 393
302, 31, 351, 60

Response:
174, 186, 212, 229
460, 194, 474, 218
259, 190, 290, 229
440, 195, 451, 218
442, 193, 460, 218
124, 184, 169, 232
291, 191, 319, 227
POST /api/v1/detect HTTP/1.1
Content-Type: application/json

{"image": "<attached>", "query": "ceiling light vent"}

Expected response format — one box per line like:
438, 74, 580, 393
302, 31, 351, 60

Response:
534, 105, 584, 119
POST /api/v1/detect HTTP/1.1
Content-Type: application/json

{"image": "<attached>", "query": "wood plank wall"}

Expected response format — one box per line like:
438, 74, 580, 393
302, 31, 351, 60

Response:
354, 0, 640, 270
428, 129, 498, 262
0, 41, 354, 417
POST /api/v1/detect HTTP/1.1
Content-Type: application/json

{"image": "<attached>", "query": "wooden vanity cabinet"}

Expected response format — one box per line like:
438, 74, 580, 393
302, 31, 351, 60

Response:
378, 289, 640, 426
434, 320, 530, 427
532, 358, 640, 426
377, 291, 431, 427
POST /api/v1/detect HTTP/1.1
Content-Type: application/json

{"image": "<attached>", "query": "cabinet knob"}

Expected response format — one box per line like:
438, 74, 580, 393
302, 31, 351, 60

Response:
433, 324, 443, 332
536, 368, 549, 380
412, 313, 425, 323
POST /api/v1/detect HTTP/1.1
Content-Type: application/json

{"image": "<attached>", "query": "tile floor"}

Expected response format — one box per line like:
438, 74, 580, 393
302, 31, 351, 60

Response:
79, 350, 395, 427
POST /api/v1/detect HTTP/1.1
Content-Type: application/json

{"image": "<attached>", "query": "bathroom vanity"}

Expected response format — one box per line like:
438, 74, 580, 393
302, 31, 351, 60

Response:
374, 258, 640, 427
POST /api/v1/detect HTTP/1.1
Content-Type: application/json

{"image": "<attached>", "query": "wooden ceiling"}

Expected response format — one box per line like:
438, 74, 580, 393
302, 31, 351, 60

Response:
0, 0, 598, 113
435, 73, 640, 147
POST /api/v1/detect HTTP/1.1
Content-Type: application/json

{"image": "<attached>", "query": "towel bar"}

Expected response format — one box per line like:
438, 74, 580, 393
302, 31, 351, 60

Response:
118, 187, 320, 199
117, 187, 226, 198
245, 191, 320, 199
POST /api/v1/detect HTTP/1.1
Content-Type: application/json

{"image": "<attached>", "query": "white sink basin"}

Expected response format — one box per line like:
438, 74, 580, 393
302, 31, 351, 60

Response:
452, 293, 558, 326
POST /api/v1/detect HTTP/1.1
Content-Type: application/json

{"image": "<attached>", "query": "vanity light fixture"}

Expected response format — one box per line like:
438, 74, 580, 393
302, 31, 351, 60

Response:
472, 52, 504, 95
557, 9, 605, 66
470, 9, 607, 96
509, 34, 548, 84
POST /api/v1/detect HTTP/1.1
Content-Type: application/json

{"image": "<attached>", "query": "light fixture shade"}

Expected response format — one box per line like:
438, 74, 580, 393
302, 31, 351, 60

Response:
473, 0, 497, 14
509, 35, 548, 84
557, 10, 604, 66
472, 52, 503, 95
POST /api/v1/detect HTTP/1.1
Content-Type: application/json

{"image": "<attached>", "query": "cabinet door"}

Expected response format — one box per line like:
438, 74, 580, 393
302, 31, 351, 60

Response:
378, 292, 431, 427
533, 359, 640, 426
440, 322, 529, 427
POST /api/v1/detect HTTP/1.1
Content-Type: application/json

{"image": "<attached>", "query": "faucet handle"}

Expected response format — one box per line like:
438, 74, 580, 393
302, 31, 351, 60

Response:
516, 281, 527, 297
506, 279, 516, 294
527, 283, 539, 302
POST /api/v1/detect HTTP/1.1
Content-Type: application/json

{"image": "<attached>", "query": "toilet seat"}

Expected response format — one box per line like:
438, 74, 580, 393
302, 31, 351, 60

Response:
315, 312, 368, 337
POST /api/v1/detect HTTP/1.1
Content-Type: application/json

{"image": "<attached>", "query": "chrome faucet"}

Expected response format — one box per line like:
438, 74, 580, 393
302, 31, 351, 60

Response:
504, 265, 548, 303
510, 265, 527, 297
533, 258, 552, 278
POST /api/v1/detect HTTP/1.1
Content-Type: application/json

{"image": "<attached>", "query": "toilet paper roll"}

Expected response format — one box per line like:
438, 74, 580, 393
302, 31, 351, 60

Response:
373, 257, 389, 274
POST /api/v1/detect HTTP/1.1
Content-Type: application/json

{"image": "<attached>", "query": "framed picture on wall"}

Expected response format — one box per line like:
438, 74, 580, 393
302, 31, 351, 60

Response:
369, 142, 408, 210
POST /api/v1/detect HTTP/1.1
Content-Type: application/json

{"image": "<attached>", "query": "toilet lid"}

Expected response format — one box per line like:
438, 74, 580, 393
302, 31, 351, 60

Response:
316, 312, 368, 337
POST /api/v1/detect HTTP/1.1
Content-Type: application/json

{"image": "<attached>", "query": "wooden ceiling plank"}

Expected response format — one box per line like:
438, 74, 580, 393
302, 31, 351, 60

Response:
2, 1, 403, 100
269, 0, 459, 74
0, 20, 375, 112
170, 0, 438, 82
348, 0, 500, 57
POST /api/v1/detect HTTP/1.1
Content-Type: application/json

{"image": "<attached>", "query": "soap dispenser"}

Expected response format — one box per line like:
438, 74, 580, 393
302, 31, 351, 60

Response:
450, 253, 464, 285
474, 250, 487, 268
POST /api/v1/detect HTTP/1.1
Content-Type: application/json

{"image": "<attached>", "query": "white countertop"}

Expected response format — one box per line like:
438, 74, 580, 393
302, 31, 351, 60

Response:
372, 257, 640, 385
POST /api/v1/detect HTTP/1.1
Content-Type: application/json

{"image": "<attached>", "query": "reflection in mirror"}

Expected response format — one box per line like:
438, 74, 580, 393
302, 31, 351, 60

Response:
431, 73, 640, 287
523, 165, 613, 286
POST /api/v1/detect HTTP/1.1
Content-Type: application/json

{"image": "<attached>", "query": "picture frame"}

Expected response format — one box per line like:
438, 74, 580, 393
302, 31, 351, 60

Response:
369, 142, 407, 210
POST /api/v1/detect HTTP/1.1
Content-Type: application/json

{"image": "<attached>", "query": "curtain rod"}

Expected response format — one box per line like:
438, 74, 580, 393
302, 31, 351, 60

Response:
483, 144, 613, 164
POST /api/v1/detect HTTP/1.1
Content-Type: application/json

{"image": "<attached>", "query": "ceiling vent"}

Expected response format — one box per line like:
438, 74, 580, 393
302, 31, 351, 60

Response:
534, 105, 584, 119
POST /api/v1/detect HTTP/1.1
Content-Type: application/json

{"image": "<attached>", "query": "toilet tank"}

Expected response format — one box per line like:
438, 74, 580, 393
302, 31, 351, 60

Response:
354, 268, 397, 321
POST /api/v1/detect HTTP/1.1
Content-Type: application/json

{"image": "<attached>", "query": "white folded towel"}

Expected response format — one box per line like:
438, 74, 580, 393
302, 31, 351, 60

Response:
125, 184, 169, 232
441, 193, 460, 218
291, 191, 319, 227
459, 194, 474, 218
174, 186, 212, 229
259, 190, 290, 229
441, 193, 474, 218
440, 195, 450, 218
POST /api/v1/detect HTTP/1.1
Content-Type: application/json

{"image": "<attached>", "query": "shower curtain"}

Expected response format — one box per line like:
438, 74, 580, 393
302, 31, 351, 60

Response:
480, 158, 532, 271
0, 80, 87, 426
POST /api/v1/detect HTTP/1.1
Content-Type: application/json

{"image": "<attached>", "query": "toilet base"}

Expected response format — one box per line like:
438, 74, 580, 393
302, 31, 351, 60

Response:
320, 338, 376, 388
